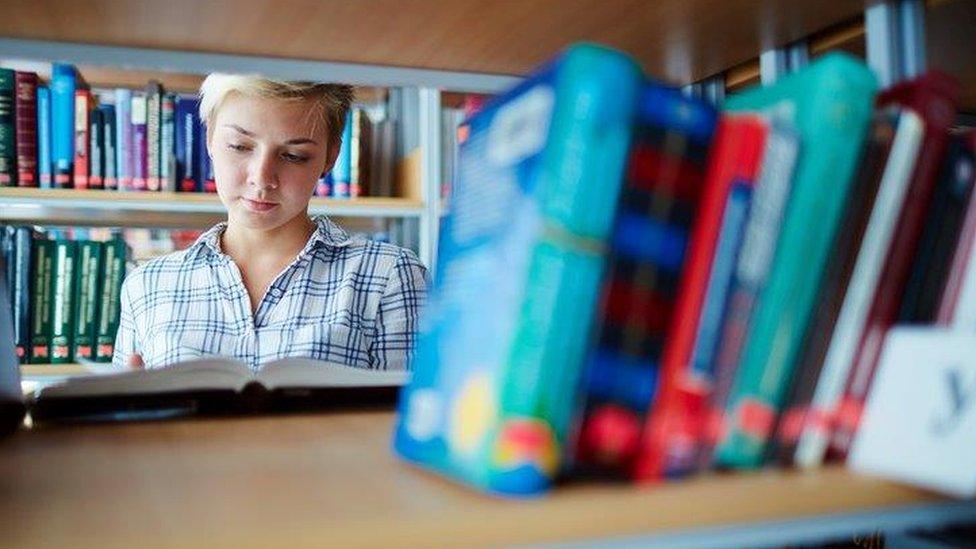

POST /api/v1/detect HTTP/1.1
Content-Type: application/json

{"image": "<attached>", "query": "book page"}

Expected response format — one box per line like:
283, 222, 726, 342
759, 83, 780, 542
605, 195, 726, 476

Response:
257, 357, 409, 389
35, 357, 251, 399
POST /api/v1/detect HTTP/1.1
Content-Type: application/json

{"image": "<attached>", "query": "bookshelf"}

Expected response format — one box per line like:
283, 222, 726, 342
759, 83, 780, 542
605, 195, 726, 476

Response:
2, 1, 975, 546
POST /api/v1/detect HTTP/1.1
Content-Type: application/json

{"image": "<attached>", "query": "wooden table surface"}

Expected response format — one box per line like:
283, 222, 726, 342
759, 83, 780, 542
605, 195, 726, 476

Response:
0, 410, 949, 548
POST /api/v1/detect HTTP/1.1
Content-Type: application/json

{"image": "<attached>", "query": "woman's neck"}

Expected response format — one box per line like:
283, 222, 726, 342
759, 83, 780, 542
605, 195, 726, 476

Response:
220, 214, 317, 265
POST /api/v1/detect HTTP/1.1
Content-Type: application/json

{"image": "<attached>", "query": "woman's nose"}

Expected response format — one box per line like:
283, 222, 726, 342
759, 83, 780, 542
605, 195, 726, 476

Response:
248, 151, 278, 189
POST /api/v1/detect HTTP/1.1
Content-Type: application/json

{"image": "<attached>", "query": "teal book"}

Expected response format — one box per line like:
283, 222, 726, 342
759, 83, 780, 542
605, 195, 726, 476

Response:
72, 240, 104, 362
29, 238, 55, 363
95, 238, 126, 363
49, 239, 77, 364
393, 44, 643, 496
713, 53, 878, 469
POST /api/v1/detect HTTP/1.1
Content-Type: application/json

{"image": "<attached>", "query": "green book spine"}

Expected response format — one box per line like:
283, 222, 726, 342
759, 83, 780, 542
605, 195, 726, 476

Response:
29, 239, 55, 362
714, 53, 878, 468
95, 238, 126, 362
72, 240, 104, 361
49, 239, 77, 364
0, 68, 16, 186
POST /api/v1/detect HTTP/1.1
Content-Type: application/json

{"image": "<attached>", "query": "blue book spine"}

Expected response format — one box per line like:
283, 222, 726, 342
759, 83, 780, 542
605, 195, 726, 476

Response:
115, 88, 132, 190
197, 114, 214, 192
331, 110, 352, 198
688, 181, 753, 384
394, 44, 644, 496
174, 97, 200, 192
50, 63, 76, 188
12, 228, 31, 362
88, 107, 103, 188
100, 104, 117, 189
37, 85, 52, 188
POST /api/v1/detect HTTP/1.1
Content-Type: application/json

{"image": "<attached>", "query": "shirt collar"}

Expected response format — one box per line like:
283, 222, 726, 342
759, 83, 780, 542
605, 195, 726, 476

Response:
190, 216, 353, 261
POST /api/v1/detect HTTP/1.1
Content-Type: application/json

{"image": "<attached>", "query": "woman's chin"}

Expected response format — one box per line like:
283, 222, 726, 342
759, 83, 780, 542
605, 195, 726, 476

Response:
228, 209, 286, 230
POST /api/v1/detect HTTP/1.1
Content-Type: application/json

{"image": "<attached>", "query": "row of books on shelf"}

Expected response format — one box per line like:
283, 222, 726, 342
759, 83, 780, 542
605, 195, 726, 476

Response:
1, 226, 127, 365
0, 64, 396, 198
1, 220, 417, 367
393, 44, 976, 496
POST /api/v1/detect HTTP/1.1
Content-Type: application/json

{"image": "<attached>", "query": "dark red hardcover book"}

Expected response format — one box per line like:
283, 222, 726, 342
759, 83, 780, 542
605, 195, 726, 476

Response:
830, 71, 960, 459
72, 89, 92, 189
897, 133, 976, 323
14, 72, 38, 187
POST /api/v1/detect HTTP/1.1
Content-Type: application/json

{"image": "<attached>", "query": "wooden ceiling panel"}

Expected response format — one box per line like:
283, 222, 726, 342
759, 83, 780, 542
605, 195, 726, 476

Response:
0, 0, 866, 85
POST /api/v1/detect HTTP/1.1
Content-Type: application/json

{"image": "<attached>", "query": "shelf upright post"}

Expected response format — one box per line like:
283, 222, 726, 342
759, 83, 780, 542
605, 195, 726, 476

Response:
787, 41, 809, 72
760, 39, 805, 88
898, 0, 927, 80
701, 74, 726, 105
865, 1, 904, 88
759, 47, 788, 85
681, 83, 703, 98
417, 87, 442, 276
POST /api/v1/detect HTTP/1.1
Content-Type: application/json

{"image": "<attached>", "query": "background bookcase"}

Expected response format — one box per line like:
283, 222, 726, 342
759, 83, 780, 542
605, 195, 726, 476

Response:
1, 0, 975, 546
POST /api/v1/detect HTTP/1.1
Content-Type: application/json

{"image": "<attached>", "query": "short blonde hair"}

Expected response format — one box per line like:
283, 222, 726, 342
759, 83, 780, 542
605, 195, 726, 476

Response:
198, 73, 354, 148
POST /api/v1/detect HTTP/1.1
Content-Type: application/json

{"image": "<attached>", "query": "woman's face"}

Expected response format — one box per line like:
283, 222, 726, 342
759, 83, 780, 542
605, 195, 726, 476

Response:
209, 94, 336, 231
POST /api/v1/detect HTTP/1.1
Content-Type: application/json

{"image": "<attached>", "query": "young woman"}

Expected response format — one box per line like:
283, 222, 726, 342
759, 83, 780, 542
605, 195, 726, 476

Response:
114, 75, 428, 371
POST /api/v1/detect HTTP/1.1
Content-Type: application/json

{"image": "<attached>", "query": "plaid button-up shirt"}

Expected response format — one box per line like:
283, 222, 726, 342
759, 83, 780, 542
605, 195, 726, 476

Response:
113, 216, 429, 371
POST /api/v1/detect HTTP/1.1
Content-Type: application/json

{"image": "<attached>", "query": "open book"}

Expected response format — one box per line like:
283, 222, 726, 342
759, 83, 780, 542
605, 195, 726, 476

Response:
30, 357, 409, 421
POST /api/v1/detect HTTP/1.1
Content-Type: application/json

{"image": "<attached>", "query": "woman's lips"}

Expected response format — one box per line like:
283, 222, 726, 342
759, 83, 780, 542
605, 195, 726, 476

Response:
241, 197, 279, 212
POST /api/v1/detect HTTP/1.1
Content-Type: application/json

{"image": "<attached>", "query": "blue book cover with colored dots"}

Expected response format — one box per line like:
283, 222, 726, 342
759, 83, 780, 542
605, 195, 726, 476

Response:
393, 44, 643, 496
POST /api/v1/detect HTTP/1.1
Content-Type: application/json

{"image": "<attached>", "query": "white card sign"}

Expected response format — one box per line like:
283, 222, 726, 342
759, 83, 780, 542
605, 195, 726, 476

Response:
849, 327, 976, 498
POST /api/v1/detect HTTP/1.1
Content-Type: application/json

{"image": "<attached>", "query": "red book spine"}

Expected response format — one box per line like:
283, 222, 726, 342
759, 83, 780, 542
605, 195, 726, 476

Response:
634, 115, 769, 481
830, 72, 960, 458
14, 72, 38, 187
73, 89, 91, 189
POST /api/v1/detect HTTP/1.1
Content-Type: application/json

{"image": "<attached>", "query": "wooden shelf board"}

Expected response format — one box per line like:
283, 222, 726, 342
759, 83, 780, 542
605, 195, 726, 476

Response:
0, 187, 425, 226
0, 0, 868, 86
0, 410, 960, 548
21, 364, 93, 377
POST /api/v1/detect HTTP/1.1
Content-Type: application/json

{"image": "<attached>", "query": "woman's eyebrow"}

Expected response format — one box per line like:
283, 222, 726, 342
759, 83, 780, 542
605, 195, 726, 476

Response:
223, 123, 318, 146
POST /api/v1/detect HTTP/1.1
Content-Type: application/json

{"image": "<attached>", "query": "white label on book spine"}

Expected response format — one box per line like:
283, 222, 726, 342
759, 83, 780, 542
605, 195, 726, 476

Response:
487, 85, 553, 167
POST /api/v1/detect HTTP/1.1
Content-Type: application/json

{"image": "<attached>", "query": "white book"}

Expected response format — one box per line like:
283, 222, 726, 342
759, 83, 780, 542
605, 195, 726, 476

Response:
794, 108, 924, 468
849, 327, 976, 498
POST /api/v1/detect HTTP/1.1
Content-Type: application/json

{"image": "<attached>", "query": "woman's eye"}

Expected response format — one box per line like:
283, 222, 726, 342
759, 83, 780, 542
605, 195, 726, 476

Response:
283, 153, 310, 164
227, 143, 250, 152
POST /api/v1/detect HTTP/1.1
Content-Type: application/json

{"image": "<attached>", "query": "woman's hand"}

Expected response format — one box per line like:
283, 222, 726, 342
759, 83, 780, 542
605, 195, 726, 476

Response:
127, 353, 145, 370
